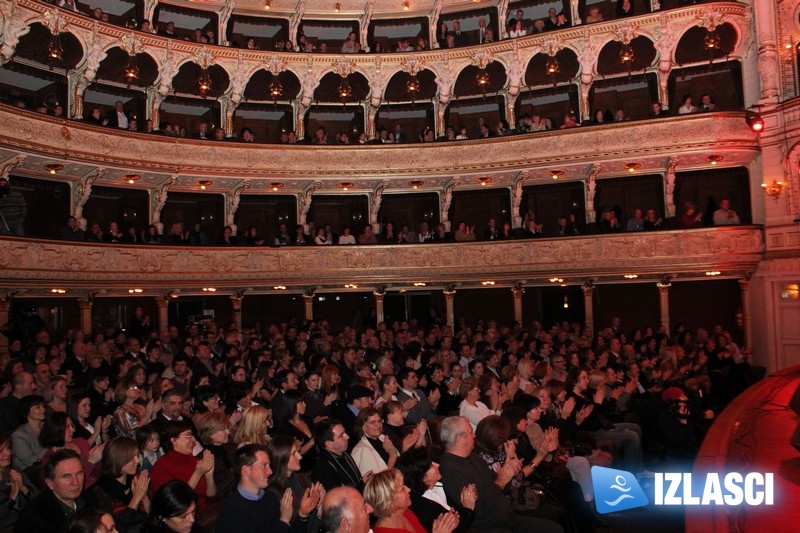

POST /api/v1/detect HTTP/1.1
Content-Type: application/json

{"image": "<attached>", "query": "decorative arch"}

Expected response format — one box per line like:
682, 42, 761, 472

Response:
524, 48, 579, 87
313, 71, 370, 103
171, 62, 230, 97
95, 46, 159, 87
597, 36, 656, 76
14, 22, 83, 69
674, 22, 737, 65
243, 68, 301, 102
383, 68, 438, 103
453, 60, 507, 97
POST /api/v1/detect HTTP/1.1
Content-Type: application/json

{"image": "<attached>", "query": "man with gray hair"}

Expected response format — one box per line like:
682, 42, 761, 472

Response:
320, 486, 372, 533
438, 416, 563, 533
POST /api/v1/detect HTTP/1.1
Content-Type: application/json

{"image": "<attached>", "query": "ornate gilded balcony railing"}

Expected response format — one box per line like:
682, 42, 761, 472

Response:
0, 226, 765, 293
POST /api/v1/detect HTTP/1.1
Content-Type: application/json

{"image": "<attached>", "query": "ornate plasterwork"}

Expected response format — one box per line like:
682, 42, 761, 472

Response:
0, 107, 761, 182
0, 227, 764, 288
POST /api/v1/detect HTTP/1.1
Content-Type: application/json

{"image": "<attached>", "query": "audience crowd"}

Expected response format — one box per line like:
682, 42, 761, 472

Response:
51, 194, 745, 247
0, 303, 763, 532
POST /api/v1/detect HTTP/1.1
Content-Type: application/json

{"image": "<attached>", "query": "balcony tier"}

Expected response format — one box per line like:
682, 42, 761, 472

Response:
0, 226, 764, 293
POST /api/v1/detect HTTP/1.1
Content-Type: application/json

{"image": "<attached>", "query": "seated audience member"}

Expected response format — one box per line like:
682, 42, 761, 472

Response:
586, 6, 603, 23
358, 225, 378, 245
643, 209, 663, 230
650, 101, 668, 117
338, 226, 356, 245
627, 208, 644, 231
616, 0, 634, 17
678, 94, 697, 114
555, 13, 568, 29
395, 447, 476, 533
15, 449, 86, 533
453, 222, 476, 242
310, 419, 365, 491
341, 32, 357, 53
557, 214, 579, 236
60, 216, 86, 241
614, 109, 628, 122
458, 377, 496, 430
150, 421, 217, 513
196, 411, 237, 498
522, 218, 544, 238
544, 8, 559, 30
561, 112, 579, 128
86, 436, 148, 531
600, 209, 621, 232
350, 407, 398, 476
432, 223, 452, 242
65, 507, 117, 533
712, 199, 741, 225
320, 486, 372, 533
215, 443, 321, 533
195, 122, 210, 140
698, 93, 716, 112
364, 468, 459, 533
39, 412, 103, 489
509, 20, 527, 38
679, 201, 703, 228
142, 480, 200, 533
438, 416, 563, 533
0, 431, 36, 529
11, 395, 46, 471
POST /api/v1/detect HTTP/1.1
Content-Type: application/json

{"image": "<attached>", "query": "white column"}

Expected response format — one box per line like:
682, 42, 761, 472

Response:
512, 285, 524, 325
739, 275, 752, 348
443, 286, 456, 329
753, 0, 780, 102
657, 279, 671, 333
582, 281, 595, 333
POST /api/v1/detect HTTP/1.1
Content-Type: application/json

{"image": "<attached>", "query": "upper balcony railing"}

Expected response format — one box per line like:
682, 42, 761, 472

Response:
0, 225, 765, 292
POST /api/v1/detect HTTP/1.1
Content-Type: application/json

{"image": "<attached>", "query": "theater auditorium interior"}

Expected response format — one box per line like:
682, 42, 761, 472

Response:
0, 0, 799, 531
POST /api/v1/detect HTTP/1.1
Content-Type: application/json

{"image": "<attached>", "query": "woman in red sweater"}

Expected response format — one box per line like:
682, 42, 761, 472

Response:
151, 420, 216, 513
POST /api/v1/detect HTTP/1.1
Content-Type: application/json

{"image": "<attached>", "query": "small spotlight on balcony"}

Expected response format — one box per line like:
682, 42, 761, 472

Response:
746, 111, 764, 133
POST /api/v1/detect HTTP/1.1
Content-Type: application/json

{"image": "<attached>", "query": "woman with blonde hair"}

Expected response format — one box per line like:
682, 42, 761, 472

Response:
230, 404, 272, 448
45, 375, 68, 415
364, 468, 459, 533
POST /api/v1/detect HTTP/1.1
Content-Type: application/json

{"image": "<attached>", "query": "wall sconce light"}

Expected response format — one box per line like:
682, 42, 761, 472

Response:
476, 177, 492, 186
704, 29, 721, 51
124, 174, 141, 184
624, 162, 641, 173
44, 164, 64, 174
403, 0, 410, 10
746, 111, 764, 133
339, 182, 354, 191
409, 180, 423, 189
481, 281, 495, 286
762, 179, 784, 201
548, 170, 564, 179
706, 154, 723, 165
335, 2, 341, 12
197, 180, 213, 190
269, 182, 284, 191
265, 0, 271, 8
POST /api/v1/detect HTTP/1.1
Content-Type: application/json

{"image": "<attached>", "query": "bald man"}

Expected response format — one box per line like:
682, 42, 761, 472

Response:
320, 487, 373, 533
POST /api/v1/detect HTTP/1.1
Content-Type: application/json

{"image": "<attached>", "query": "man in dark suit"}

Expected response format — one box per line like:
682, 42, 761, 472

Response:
333, 385, 374, 439
104, 100, 128, 129
395, 368, 438, 424
311, 419, 365, 491
451, 21, 469, 47
16, 449, 86, 533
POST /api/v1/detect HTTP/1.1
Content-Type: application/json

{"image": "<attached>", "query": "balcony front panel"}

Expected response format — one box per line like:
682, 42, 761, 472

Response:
0, 226, 764, 290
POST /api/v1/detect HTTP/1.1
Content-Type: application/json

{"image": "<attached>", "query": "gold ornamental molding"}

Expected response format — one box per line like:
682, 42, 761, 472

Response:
0, 227, 765, 289
0, 106, 762, 181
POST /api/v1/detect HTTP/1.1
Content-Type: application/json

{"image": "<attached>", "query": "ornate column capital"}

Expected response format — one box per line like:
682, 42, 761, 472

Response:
511, 281, 525, 297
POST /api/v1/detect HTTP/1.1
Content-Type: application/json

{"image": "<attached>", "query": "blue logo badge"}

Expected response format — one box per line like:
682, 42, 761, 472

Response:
591, 466, 649, 514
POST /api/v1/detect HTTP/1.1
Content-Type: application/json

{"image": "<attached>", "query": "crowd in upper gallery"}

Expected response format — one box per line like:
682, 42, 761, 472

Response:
39, 197, 744, 246
0, 293, 765, 532
55, 0, 647, 53
19, 90, 719, 145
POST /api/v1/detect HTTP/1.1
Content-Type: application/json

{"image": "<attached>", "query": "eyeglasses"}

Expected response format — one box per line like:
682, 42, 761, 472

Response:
176, 434, 195, 440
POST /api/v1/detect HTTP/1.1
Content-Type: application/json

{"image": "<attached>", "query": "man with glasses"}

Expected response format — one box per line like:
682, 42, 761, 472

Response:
215, 444, 322, 533
311, 420, 367, 491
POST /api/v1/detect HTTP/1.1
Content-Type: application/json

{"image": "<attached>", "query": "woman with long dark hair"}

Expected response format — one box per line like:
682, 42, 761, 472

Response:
142, 480, 204, 532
